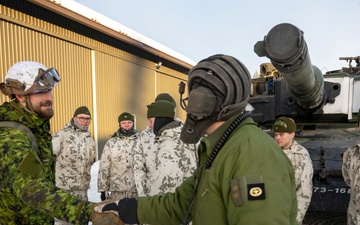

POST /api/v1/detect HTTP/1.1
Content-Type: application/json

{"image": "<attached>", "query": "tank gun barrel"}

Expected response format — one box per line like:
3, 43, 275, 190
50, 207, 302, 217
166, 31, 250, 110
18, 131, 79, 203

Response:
254, 23, 325, 111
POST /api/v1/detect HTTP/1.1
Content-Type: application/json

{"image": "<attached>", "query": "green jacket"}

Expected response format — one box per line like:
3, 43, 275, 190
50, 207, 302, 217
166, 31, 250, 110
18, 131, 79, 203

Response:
0, 101, 93, 225
137, 115, 297, 225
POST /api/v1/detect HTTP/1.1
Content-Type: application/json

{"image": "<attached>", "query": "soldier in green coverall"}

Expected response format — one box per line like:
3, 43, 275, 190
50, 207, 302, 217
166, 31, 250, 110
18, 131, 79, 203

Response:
0, 61, 122, 225
94, 54, 298, 225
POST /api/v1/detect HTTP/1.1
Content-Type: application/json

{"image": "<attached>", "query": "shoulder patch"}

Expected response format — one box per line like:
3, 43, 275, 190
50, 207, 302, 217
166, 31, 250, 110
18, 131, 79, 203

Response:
17, 152, 43, 178
231, 174, 265, 207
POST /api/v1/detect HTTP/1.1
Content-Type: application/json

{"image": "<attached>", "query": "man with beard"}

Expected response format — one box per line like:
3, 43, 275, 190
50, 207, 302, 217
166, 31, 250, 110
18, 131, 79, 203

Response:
52, 106, 96, 225
0, 61, 122, 224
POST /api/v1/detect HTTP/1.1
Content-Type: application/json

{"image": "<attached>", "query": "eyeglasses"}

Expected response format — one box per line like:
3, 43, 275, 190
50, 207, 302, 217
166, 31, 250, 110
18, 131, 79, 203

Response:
76, 117, 92, 122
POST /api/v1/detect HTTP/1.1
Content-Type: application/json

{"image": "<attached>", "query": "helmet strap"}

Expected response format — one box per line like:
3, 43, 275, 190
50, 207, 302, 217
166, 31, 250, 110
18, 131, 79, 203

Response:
25, 95, 36, 114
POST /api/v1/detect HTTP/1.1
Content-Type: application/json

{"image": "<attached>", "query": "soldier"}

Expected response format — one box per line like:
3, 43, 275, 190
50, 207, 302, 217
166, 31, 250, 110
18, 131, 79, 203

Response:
0, 61, 122, 224
146, 100, 196, 196
94, 54, 298, 225
132, 93, 180, 197
272, 116, 314, 224
52, 106, 96, 225
342, 108, 360, 225
98, 112, 139, 201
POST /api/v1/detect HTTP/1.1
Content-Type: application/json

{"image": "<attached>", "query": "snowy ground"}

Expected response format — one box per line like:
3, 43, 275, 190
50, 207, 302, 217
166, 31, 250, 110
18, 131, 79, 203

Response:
88, 160, 101, 203
87, 160, 101, 225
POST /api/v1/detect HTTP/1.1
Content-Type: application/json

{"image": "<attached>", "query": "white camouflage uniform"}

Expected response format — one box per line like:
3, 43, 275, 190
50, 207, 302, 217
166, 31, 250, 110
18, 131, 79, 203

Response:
52, 122, 96, 225
133, 121, 197, 197
342, 137, 360, 225
132, 126, 156, 197
98, 129, 140, 200
283, 140, 313, 225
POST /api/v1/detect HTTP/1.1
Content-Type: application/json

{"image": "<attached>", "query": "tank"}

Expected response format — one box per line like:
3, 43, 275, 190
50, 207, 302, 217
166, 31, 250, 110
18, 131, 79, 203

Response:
252, 23, 360, 224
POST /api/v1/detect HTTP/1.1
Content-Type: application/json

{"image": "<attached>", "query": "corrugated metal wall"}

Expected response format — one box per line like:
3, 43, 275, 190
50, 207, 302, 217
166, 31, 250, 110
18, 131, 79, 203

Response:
0, 15, 95, 138
0, 3, 189, 157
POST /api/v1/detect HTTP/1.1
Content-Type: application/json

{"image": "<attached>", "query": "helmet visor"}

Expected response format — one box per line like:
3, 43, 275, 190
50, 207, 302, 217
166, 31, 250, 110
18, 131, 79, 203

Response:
32, 68, 61, 93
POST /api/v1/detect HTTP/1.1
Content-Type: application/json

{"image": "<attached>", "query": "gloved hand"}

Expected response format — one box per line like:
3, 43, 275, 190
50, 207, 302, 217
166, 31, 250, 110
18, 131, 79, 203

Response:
93, 200, 119, 215
93, 198, 139, 224
100, 191, 106, 201
90, 200, 124, 225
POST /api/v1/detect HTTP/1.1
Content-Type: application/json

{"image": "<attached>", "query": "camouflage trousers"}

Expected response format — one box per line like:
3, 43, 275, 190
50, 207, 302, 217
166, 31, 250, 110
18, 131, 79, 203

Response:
54, 189, 88, 225
347, 202, 360, 225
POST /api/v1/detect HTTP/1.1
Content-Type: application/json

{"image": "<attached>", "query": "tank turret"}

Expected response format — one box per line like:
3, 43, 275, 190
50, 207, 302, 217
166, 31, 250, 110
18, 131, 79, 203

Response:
251, 23, 360, 224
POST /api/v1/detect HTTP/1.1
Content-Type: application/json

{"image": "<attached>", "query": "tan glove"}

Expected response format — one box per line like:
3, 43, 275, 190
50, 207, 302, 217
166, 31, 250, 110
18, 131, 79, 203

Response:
90, 200, 124, 225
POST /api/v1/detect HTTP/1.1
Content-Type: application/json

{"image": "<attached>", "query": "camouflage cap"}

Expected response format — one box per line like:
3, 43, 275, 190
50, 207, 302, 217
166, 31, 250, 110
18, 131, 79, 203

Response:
272, 116, 296, 133
118, 112, 134, 122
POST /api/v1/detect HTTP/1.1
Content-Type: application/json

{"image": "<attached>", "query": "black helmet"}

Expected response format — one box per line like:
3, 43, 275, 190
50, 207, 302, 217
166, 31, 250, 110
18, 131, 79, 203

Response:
180, 54, 251, 143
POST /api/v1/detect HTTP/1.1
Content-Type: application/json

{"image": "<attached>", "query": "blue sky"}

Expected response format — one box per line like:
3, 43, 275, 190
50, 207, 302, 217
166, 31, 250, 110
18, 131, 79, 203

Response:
73, 0, 359, 75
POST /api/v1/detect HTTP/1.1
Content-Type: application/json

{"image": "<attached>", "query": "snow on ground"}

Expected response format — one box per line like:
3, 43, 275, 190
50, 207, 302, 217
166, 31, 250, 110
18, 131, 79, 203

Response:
88, 160, 101, 203
87, 160, 101, 225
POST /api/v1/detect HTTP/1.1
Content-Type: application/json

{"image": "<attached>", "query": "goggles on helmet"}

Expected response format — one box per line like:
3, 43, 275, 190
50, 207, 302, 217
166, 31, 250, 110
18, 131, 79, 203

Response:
31, 68, 61, 93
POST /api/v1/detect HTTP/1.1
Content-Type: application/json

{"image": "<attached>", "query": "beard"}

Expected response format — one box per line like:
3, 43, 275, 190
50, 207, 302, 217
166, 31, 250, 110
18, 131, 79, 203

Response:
73, 118, 89, 131
31, 100, 54, 119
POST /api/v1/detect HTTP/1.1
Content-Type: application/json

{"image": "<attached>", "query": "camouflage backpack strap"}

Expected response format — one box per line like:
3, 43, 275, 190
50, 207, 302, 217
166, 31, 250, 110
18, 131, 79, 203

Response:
0, 121, 38, 190
0, 121, 38, 151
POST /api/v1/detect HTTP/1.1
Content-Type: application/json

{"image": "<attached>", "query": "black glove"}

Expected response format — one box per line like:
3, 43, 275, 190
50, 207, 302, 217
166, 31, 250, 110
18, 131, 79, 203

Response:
102, 202, 118, 211
100, 192, 106, 201
102, 198, 139, 224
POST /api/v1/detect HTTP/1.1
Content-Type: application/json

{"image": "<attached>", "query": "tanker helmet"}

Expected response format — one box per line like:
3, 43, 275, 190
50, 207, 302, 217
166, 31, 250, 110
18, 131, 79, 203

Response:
0, 61, 60, 96
180, 54, 251, 144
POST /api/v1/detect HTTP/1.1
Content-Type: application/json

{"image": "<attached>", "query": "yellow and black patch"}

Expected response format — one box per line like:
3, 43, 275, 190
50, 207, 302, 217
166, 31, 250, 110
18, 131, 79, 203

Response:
247, 183, 265, 200
231, 174, 265, 207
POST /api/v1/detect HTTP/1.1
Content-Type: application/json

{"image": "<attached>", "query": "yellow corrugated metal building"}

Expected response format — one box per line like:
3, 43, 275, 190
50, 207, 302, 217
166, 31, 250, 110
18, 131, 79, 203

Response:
0, 0, 195, 157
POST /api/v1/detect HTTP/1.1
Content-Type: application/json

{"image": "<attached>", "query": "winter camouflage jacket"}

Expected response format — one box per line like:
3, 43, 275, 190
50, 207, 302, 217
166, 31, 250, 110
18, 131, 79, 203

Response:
148, 120, 196, 196
136, 116, 297, 225
98, 129, 140, 193
132, 126, 155, 197
342, 137, 360, 225
283, 140, 313, 224
52, 121, 96, 191
0, 101, 93, 225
